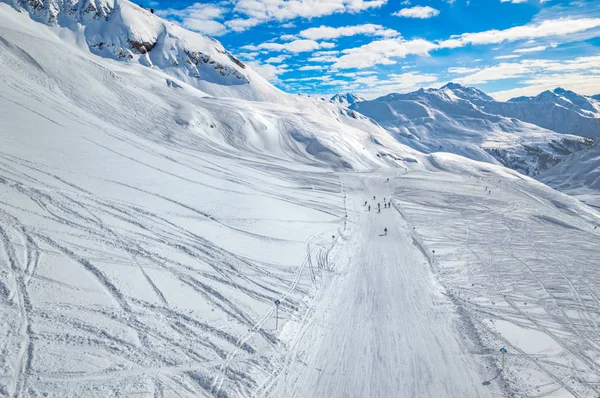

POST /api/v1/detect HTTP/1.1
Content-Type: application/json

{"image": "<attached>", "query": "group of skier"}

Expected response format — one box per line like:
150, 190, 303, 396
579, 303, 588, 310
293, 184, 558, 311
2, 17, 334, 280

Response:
364, 188, 391, 235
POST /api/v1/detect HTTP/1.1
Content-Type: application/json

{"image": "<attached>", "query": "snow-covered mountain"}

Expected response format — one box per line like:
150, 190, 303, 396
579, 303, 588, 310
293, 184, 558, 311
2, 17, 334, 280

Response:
350, 83, 592, 176
330, 93, 364, 106
592, 94, 600, 101
2, 0, 285, 101
3, 2, 600, 397
539, 145, 600, 208
481, 88, 600, 138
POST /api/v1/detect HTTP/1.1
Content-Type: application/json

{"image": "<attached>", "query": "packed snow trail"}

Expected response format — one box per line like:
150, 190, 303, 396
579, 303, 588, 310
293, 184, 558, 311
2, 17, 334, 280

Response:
269, 173, 500, 397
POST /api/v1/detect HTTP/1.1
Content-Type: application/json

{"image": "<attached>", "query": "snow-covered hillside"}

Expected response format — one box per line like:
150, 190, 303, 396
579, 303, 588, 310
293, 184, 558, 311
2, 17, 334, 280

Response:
351, 83, 591, 176
0, 4, 422, 397
2, 2, 600, 398
539, 145, 600, 208
330, 93, 364, 106
482, 88, 600, 139
2, 0, 286, 101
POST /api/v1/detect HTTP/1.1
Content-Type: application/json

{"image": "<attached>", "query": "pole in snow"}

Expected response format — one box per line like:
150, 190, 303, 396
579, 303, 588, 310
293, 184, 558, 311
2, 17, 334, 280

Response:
275, 299, 281, 330
500, 347, 507, 371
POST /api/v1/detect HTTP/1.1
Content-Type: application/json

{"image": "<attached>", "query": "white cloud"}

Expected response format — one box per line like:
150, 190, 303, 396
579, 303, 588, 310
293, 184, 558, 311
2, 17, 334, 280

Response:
298, 65, 324, 70
243, 39, 335, 53
230, 0, 388, 32
439, 17, 600, 48
238, 52, 260, 59
308, 54, 339, 63
494, 54, 521, 59
454, 63, 530, 84
514, 45, 548, 53
157, 4, 228, 36
264, 55, 290, 63
225, 18, 262, 32
353, 72, 439, 98
298, 24, 399, 40
246, 61, 289, 82
454, 55, 600, 85
500, 0, 528, 3
280, 34, 298, 41
332, 38, 437, 69
447, 67, 481, 74
393, 6, 440, 18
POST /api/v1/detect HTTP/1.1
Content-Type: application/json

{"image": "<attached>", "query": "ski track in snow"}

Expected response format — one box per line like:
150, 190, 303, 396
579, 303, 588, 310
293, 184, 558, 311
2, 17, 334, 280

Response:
2, 6, 600, 397
0, 145, 345, 397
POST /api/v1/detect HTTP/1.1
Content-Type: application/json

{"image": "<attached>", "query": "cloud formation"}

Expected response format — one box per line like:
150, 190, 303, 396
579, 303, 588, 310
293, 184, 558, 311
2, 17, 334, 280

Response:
298, 24, 399, 40
393, 6, 440, 18
439, 17, 600, 48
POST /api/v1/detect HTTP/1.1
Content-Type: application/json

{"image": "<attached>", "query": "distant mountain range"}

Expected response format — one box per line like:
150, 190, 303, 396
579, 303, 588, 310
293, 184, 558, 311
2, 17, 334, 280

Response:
330, 93, 365, 106
350, 83, 595, 176
481, 87, 600, 138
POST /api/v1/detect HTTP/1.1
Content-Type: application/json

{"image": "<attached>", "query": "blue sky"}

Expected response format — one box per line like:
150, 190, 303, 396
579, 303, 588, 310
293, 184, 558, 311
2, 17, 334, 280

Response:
155, 0, 600, 100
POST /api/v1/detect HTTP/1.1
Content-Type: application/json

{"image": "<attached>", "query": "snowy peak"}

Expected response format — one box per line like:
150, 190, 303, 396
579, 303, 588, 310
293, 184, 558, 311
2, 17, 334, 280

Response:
439, 82, 494, 103
508, 87, 600, 116
3, 0, 282, 101
375, 83, 494, 106
330, 93, 364, 106
350, 83, 590, 177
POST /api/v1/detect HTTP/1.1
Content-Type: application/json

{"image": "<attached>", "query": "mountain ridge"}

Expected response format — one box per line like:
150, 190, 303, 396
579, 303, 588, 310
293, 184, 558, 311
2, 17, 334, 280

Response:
2, 0, 284, 101
330, 93, 365, 106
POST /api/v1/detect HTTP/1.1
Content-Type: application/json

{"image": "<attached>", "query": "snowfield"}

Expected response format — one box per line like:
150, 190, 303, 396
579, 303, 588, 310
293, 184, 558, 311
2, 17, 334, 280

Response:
1, 1, 600, 397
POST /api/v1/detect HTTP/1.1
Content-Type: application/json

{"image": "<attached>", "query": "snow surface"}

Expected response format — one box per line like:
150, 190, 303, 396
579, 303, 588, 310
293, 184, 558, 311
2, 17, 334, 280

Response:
2, 4, 600, 398
540, 145, 600, 209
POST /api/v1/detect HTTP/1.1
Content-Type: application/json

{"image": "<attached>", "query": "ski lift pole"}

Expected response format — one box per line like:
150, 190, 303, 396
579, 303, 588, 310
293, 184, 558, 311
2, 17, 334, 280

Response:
500, 347, 507, 371
274, 299, 281, 330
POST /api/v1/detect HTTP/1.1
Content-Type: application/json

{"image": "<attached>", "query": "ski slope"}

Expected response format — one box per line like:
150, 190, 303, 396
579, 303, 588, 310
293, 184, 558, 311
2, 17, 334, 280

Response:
2, 2, 600, 398
256, 163, 600, 398
265, 173, 501, 398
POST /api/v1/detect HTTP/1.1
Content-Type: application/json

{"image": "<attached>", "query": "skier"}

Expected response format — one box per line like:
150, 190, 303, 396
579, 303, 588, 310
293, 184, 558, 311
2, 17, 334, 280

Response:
384, 227, 387, 235
378, 203, 381, 211
368, 205, 371, 211
364, 200, 368, 206
373, 195, 376, 200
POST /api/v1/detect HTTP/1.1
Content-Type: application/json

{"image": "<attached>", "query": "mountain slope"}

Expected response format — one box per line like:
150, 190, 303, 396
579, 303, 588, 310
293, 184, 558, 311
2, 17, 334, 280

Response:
330, 93, 364, 106
0, 4, 424, 397
2, 3, 600, 398
482, 88, 600, 138
540, 145, 600, 207
3, 0, 284, 101
351, 83, 591, 176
